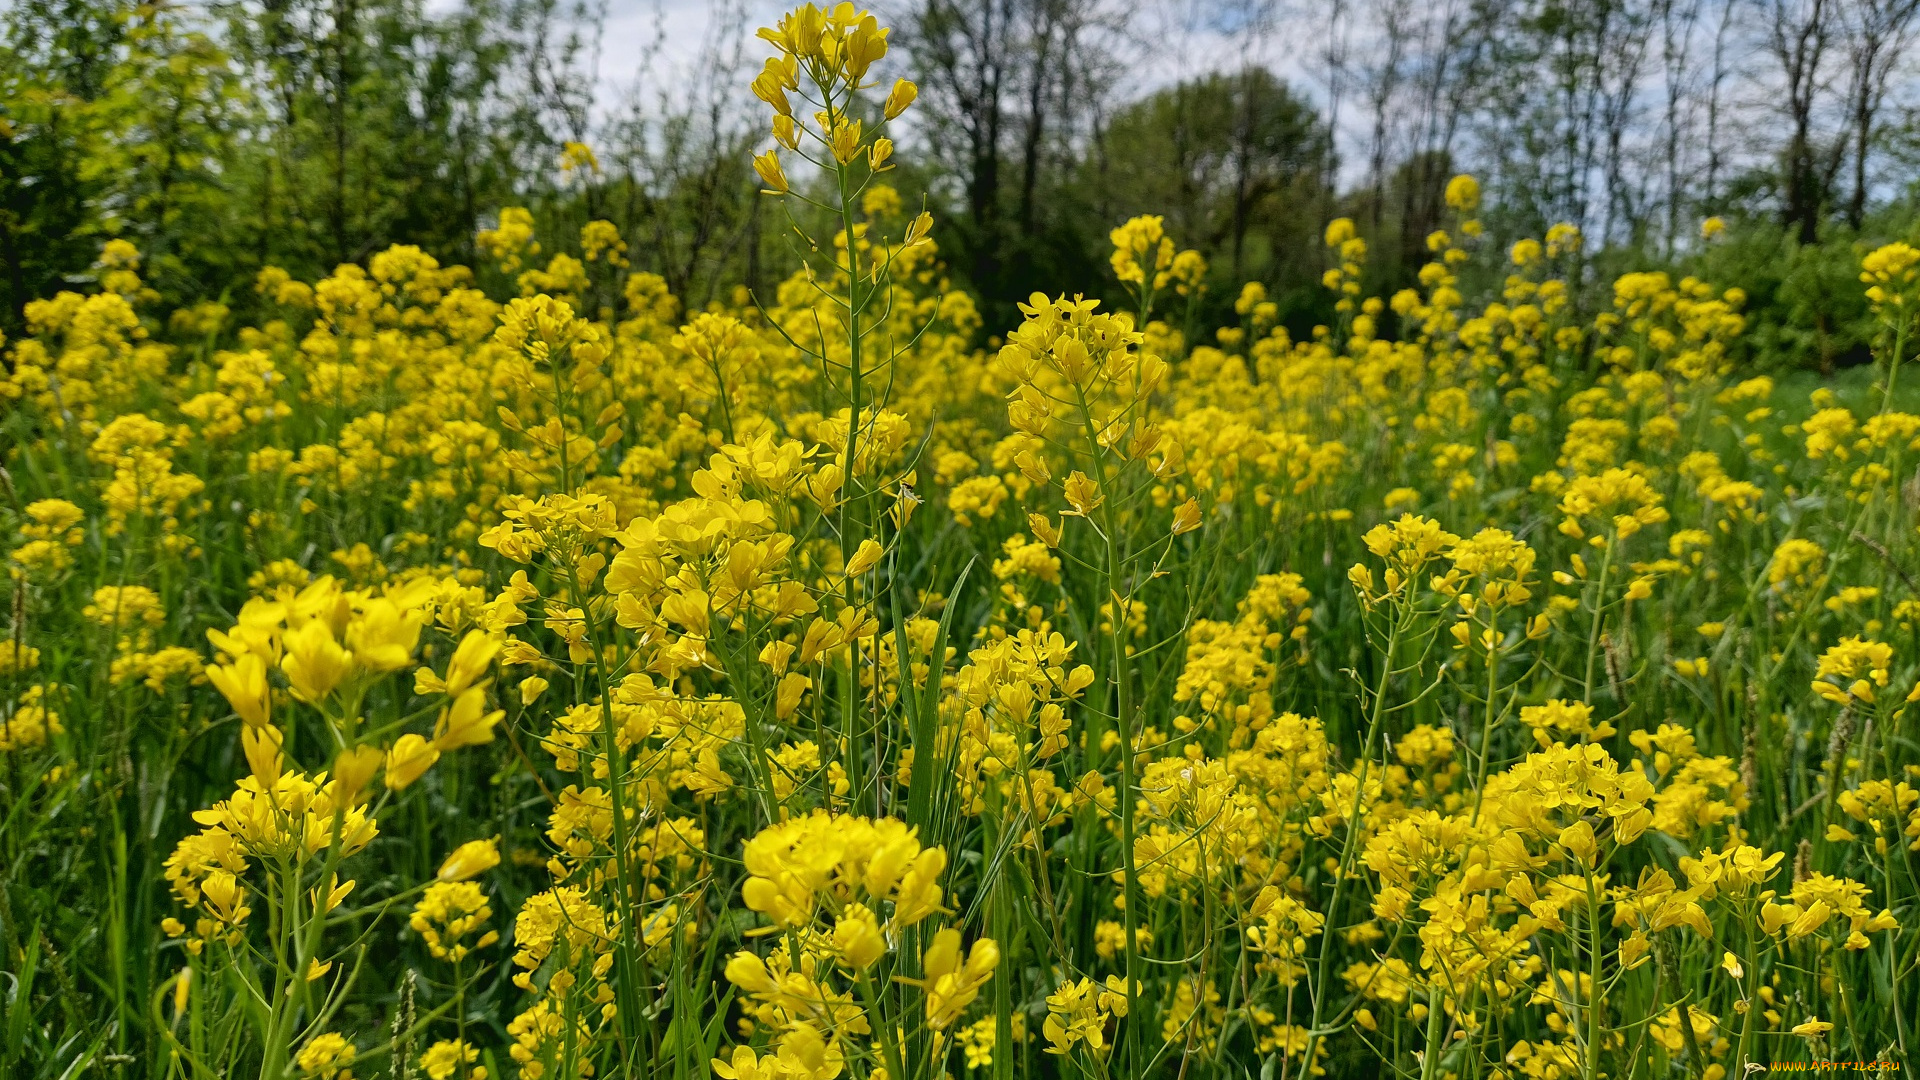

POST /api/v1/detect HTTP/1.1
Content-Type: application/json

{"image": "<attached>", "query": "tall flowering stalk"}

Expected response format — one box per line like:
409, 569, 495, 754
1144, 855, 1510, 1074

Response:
751, 3, 932, 810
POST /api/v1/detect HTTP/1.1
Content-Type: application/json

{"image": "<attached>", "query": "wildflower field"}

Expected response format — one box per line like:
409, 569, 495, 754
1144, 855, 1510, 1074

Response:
6, 7, 1920, 1080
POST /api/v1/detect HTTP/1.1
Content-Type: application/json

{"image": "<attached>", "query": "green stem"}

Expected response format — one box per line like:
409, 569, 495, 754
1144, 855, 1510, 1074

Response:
1585, 869, 1604, 1080
1882, 317, 1907, 416
1302, 603, 1406, 1070
1581, 541, 1616, 701
1099, 467, 1142, 1076
1471, 625, 1501, 824
569, 558, 646, 1070
826, 85, 874, 810
1418, 977, 1446, 1080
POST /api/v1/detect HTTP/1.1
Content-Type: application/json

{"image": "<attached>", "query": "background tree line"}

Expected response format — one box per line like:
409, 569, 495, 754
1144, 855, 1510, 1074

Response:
2, 0, 1917, 366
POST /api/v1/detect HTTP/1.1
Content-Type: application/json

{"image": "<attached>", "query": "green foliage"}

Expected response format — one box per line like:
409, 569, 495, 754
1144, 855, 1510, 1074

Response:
1086, 70, 1333, 324
0, 1, 122, 331
0, 0, 1915, 368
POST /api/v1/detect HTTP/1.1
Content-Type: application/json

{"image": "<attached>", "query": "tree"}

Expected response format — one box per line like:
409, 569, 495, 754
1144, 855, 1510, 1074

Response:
1654, 0, 1706, 253
1835, 0, 1920, 227
899, 0, 1126, 317
215, 0, 537, 275
0, 0, 128, 331
900, 0, 1022, 296
1767, 0, 1841, 243
600, 0, 767, 308
1093, 69, 1331, 286
85, 2, 247, 299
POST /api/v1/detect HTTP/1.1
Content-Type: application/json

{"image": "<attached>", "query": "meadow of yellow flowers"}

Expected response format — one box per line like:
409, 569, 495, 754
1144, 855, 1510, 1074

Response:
4, 5, 1920, 1080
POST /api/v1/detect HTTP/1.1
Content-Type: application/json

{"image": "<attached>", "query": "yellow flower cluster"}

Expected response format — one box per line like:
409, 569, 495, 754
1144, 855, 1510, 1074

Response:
8, 6, 1920, 1079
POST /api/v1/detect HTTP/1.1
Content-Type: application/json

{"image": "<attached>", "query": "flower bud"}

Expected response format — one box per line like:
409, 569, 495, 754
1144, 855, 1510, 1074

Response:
884, 78, 918, 119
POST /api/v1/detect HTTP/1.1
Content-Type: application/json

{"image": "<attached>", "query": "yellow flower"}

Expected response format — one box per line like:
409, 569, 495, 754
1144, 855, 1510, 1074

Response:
332, 746, 383, 802
558, 140, 599, 175
1557, 468, 1668, 541
385, 734, 439, 791
207, 654, 271, 727
1043, 973, 1131, 1053
1790, 1017, 1834, 1039
845, 538, 885, 576
738, 810, 947, 929
750, 56, 796, 115
1062, 471, 1103, 517
82, 585, 165, 630
831, 904, 887, 968
443, 630, 502, 698
419, 1040, 486, 1080
295, 1033, 357, 1079
1557, 820, 1599, 866
438, 838, 501, 882
411, 880, 498, 963
711, 1046, 779, 1080
1861, 242, 1920, 313
519, 675, 549, 705
1546, 221, 1583, 256
883, 78, 917, 119
344, 598, 422, 673
844, 11, 889, 77
241, 724, 285, 786
753, 150, 788, 194
1444, 174, 1480, 212
1171, 497, 1202, 536
1028, 513, 1063, 548
1110, 215, 1174, 288
432, 686, 501, 751
199, 869, 251, 926
580, 219, 627, 266
281, 620, 353, 704
1812, 636, 1893, 704
828, 118, 863, 164
922, 928, 1000, 1030
476, 207, 538, 271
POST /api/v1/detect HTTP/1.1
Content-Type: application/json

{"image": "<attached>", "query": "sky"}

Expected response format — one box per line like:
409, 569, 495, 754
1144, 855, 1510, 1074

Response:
420, 0, 1320, 127
417, 0, 1346, 186
565, 0, 785, 111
